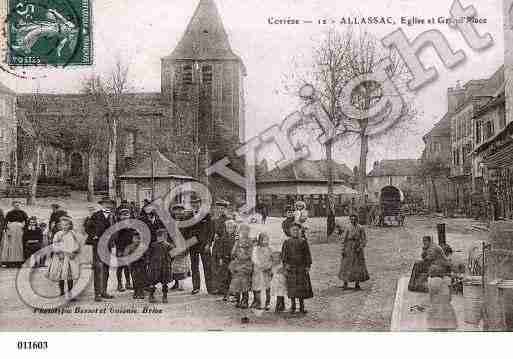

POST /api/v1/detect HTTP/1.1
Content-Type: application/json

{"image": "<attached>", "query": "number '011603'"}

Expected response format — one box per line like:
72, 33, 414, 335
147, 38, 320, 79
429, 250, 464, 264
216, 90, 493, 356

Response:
17, 341, 48, 350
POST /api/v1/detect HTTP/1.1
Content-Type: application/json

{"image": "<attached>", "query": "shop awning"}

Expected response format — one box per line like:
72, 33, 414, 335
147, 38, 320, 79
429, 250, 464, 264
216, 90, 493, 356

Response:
483, 142, 513, 168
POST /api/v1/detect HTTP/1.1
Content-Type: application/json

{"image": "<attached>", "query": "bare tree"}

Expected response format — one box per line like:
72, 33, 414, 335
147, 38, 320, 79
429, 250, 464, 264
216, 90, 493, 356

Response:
22, 93, 46, 205
64, 90, 108, 202
286, 27, 417, 233
82, 59, 130, 200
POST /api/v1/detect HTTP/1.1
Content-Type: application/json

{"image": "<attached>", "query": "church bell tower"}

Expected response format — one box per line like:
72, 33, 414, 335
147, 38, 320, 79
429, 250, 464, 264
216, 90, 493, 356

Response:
161, 0, 246, 161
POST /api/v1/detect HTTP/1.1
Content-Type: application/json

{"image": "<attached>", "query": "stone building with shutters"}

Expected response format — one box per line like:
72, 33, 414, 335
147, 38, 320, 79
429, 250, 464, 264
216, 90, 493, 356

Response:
16, 0, 246, 204
420, 114, 452, 211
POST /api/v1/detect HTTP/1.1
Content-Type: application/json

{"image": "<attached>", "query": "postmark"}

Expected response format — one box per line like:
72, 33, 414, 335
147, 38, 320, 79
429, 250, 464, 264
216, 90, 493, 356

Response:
6, 0, 91, 66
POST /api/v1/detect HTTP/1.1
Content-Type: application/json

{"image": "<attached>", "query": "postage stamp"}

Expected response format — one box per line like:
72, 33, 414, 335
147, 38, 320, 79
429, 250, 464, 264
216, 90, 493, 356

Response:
6, 0, 91, 66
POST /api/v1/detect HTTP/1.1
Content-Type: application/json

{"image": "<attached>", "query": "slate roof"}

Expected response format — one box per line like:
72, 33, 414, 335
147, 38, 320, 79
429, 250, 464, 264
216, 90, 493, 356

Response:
119, 150, 194, 180
17, 92, 165, 115
367, 159, 420, 177
164, 0, 242, 62
256, 159, 354, 184
423, 113, 450, 142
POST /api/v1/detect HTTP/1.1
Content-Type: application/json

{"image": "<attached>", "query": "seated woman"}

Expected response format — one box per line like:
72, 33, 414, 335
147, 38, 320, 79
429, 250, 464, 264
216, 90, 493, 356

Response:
408, 236, 450, 293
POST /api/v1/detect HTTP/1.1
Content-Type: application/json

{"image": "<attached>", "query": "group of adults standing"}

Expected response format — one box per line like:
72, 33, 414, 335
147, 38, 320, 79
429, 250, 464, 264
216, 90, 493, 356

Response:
0, 201, 70, 268
83, 196, 232, 302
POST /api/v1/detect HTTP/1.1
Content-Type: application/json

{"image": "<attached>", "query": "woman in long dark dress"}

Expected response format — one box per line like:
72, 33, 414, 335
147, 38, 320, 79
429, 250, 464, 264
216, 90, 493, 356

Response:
0, 201, 28, 267
338, 214, 370, 290
282, 222, 313, 314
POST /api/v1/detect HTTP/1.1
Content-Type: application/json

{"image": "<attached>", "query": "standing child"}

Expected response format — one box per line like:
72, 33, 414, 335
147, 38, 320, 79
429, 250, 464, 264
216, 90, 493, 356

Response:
270, 251, 287, 312
426, 264, 457, 331
251, 232, 273, 310
147, 228, 173, 303
125, 231, 147, 299
47, 216, 81, 301
282, 223, 313, 314
228, 224, 253, 308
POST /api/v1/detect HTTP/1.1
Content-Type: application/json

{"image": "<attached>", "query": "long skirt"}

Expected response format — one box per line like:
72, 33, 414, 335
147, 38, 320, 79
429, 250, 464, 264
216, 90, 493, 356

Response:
286, 266, 313, 299
338, 242, 370, 283
47, 254, 80, 281
0, 222, 24, 264
147, 243, 172, 286
408, 261, 429, 293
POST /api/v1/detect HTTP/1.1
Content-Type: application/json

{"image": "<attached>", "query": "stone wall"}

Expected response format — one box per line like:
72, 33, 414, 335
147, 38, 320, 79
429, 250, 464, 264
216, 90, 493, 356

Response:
0, 92, 16, 189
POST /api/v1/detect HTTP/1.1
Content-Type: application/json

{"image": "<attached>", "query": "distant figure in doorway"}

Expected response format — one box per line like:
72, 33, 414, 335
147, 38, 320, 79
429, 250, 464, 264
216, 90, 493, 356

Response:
337, 214, 370, 290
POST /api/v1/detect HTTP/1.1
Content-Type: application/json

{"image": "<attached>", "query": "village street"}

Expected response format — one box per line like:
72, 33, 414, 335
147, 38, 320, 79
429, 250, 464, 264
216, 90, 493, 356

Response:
0, 206, 487, 331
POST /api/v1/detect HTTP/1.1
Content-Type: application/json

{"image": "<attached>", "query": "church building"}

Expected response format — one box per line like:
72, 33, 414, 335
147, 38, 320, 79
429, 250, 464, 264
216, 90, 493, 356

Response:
16, 0, 246, 206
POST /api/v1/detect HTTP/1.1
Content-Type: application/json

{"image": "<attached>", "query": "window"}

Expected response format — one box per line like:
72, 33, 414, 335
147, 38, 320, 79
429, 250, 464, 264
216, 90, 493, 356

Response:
475, 121, 481, 144
202, 65, 213, 85
484, 121, 494, 139
499, 106, 506, 129
0, 161, 4, 178
183, 64, 193, 85
40, 163, 47, 177
124, 132, 135, 157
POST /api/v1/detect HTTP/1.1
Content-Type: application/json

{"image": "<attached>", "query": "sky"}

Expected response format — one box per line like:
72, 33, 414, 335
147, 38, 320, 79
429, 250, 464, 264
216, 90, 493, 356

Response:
0, 0, 505, 171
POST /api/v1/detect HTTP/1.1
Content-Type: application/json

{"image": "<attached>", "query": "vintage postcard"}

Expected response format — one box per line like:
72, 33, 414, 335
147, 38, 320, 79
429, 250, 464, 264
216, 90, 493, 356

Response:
0, 0, 511, 341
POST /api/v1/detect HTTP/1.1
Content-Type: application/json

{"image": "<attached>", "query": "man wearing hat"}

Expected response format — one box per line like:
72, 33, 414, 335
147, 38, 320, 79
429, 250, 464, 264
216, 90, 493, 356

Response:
84, 196, 117, 302
187, 197, 215, 295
